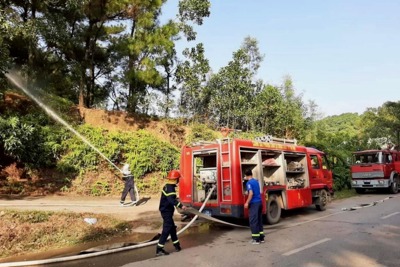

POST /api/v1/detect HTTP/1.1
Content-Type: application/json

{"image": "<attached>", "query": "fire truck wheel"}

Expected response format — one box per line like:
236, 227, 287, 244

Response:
355, 188, 366, 194
266, 194, 281, 225
389, 178, 399, 194
316, 189, 328, 211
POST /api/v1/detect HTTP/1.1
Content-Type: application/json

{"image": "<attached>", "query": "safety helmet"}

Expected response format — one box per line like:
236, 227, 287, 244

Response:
167, 170, 181, 180
122, 164, 131, 175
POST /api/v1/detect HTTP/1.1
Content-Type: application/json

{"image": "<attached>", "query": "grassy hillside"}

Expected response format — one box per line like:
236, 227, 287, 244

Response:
0, 91, 226, 196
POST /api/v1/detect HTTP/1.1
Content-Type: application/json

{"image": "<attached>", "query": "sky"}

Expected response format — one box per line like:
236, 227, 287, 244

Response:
161, 0, 400, 117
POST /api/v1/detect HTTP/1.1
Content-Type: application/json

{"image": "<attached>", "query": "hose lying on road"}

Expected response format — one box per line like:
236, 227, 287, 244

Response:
0, 185, 244, 267
341, 196, 397, 211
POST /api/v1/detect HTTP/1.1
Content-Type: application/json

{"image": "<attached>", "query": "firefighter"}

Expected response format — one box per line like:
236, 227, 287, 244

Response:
120, 164, 137, 206
156, 170, 187, 256
244, 169, 264, 244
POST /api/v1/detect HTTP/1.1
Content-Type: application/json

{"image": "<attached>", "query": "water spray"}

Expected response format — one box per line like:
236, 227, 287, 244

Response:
5, 72, 122, 174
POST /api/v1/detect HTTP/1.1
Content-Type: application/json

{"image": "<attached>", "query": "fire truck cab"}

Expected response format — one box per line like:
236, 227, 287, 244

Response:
351, 149, 400, 194
179, 135, 334, 225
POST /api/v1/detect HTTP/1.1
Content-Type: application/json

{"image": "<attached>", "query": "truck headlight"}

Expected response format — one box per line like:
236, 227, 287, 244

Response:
378, 180, 384, 185
352, 181, 357, 185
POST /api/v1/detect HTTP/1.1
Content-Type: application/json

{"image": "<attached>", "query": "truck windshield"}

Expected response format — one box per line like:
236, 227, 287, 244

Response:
353, 152, 382, 164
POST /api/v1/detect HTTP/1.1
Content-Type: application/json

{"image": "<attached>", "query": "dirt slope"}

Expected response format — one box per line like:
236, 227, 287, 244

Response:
79, 107, 188, 148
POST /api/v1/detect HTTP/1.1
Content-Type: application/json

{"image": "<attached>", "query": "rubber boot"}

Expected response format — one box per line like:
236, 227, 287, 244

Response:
174, 244, 182, 252
156, 247, 169, 256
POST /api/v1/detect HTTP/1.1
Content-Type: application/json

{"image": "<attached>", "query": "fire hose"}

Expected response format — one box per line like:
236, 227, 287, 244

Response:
340, 195, 397, 211
0, 185, 246, 267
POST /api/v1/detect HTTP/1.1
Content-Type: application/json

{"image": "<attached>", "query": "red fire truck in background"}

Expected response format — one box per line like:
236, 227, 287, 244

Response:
178, 134, 334, 225
351, 149, 400, 194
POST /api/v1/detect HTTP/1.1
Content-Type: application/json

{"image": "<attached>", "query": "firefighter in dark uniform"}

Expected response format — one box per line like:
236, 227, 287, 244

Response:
156, 170, 187, 256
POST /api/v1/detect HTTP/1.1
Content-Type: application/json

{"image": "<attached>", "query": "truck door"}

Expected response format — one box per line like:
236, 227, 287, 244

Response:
308, 154, 332, 188
321, 154, 333, 188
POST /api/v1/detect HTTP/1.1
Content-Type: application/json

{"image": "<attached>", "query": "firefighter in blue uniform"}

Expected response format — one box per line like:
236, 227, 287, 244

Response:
244, 169, 265, 244
156, 170, 187, 256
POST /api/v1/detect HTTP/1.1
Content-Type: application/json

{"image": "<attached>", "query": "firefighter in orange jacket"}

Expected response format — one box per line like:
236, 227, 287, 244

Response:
156, 170, 187, 256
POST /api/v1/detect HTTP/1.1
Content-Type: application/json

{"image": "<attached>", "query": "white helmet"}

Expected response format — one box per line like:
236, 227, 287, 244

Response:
122, 164, 131, 175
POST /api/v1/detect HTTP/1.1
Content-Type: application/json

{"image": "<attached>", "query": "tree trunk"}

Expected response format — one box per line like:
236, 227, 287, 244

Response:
79, 20, 95, 108
78, 70, 85, 108
165, 71, 171, 117
127, 19, 136, 112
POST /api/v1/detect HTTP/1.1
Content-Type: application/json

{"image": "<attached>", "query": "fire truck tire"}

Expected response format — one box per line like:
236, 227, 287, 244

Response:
266, 194, 281, 225
316, 189, 328, 211
355, 188, 365, 194
389, 178, 399, 194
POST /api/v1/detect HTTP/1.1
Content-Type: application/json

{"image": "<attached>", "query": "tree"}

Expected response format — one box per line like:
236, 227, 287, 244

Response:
277, 76, 307, 139
178, 0, 210, 41
113, 0, 211, 114
250, 84, 285, 134
208, 37, 264, 130
1, 0, 211, 114
158, 47, 178, 118
0, 6, 12, 90
362, 101, 400, 146
379, 101, 400, 144
176, 43, 210, 122
2, 0, 44, 89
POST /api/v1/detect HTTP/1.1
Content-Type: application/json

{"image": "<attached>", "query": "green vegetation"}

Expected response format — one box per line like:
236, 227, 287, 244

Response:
186, 123, 218, 143
59, 125, 179, 176
0, 116, 64, 168
333, 189, 357, 200
0, 110, 180, 195
1, 0, 400, 198
2, 95, 400, 196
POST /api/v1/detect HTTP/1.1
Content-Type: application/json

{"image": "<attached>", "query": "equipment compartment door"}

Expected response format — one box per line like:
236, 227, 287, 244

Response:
193, 151, 218, 203
286, 188, 312, 209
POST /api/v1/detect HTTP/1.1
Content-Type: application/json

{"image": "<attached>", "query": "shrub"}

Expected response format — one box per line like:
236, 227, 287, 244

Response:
0, 116, 63, 167
59, 125, 180, 179
186, 123, 217, 143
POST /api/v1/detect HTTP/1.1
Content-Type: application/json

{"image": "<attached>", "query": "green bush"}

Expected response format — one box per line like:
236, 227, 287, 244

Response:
332, 165, 351, 191
186, 123, 218, 143
59, 125, 180, 178
0, 116, 63, 167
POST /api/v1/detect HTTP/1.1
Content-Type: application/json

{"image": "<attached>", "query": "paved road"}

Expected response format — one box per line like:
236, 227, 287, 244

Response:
119, 193, 400, 267
2, 194, 400, 267
0, 194, 160, 221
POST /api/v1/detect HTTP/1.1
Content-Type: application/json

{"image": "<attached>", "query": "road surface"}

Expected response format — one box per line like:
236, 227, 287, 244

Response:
1, 193, 400, 267
121, 193, 400, 267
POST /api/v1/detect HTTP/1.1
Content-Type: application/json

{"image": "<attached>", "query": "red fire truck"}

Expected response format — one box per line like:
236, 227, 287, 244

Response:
178, 135, 334, 224
351, 149, 400, 194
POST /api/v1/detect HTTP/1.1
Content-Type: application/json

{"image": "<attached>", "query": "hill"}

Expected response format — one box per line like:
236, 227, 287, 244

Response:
0, 92, 191, 197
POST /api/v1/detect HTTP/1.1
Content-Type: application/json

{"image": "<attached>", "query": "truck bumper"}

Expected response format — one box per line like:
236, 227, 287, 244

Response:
351, 179, 389, 188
